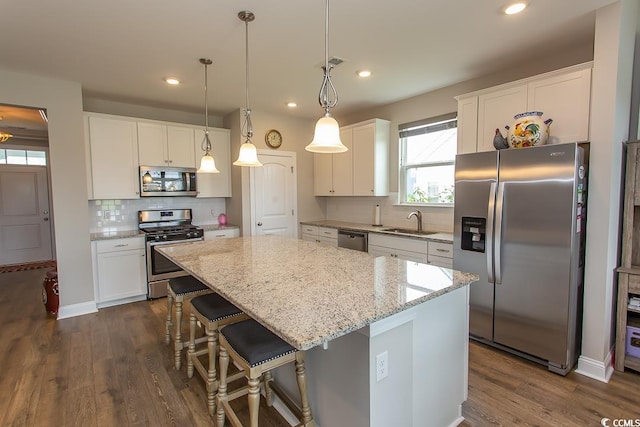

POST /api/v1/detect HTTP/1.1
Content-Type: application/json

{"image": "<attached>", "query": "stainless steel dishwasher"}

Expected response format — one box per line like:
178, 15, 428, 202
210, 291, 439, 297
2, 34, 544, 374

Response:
337, 229, 368, 252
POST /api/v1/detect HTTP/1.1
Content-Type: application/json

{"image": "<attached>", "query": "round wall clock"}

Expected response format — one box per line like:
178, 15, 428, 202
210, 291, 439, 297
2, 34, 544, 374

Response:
265, 129, 282, 149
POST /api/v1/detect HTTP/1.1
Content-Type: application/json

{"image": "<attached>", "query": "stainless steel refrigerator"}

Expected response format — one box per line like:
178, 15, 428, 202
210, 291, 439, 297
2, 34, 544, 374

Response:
453, 142, 587, 375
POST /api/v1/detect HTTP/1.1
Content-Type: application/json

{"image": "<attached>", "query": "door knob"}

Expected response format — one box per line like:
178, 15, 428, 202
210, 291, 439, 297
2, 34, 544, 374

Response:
257, 222, 263, 226
43, 210, 49, 215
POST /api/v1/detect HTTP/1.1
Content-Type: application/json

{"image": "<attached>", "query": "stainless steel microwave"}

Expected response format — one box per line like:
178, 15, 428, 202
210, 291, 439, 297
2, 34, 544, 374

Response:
139, 166, 197, 197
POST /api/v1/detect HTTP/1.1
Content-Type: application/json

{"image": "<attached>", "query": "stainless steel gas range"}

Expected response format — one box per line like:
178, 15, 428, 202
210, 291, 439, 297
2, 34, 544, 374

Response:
138, 208, 204, 299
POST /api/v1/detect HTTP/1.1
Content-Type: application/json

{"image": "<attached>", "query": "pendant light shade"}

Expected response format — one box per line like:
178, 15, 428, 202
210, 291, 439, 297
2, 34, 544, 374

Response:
199, 152, 217, 172
305, 0, 348, 154
234, 140, 261, 166
233, 11, 262, 168
306, 113, 347, 153
197, 58, 220, 173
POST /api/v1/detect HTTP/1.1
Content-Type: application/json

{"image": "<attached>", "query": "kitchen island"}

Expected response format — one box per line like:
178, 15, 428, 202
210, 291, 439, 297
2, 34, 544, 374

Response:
158, 235, 478, 427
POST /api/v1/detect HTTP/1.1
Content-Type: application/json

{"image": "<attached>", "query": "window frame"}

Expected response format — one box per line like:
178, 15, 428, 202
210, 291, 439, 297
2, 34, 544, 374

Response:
398, 113, 457, 207
0, 147, 48, 166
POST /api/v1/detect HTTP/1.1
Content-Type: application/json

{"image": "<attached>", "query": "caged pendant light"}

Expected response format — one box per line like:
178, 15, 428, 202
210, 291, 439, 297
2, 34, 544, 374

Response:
305, 0, 348, 153
197, 58, 220, 173
233, 10, 262, 167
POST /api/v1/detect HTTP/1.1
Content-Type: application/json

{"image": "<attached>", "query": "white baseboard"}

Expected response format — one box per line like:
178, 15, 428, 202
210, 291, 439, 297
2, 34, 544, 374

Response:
575, 349, 614, 383
448, 416, 465, 427
97, 294, 147, 309
57, 301, 98, 319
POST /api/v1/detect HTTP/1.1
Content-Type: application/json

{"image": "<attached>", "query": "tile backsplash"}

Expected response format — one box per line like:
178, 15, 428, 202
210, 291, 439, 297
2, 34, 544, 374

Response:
325, 193, 453, 232
88, 197, 226, 233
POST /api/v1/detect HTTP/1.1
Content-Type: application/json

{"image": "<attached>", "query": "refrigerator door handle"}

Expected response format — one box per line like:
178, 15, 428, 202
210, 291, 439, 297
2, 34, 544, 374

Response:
495, 182, 505, 285
487, 182, 497, 283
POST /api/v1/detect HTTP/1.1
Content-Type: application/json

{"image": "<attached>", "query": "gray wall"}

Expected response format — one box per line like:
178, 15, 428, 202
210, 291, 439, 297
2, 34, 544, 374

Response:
0, 68, 94, 309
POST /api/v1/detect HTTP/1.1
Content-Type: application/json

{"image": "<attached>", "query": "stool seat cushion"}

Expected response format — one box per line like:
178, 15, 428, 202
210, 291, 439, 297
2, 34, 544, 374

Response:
169, 276, 209, 295
192, 293, 243, 322
221, 319, 296, 368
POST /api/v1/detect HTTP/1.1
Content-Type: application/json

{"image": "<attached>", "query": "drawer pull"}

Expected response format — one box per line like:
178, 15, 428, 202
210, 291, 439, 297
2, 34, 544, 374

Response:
114, 244, 129, 247
436, 248, 450, 253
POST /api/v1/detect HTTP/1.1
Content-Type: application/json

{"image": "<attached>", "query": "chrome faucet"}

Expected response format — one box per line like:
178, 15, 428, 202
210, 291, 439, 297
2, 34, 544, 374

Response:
407, 210, 423, 233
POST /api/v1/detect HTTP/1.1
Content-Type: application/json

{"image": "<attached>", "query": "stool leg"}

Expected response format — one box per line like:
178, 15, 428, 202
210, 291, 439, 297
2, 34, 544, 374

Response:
216, 346, 229, 427
295, 352, 315, 426
206, 325, 218, 416
187, 312, 197, 378
263, 371, 274, 407
174, 299, 183, 370
165, 291, 174, 345
247, 376, 261, 427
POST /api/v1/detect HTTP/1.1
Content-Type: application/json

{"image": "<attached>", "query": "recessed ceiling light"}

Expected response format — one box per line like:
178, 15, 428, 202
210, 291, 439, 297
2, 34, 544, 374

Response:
504, 2, 527, 15
165, 77, 180, 85
357, 70, 371, 78
287, 102, 297, 108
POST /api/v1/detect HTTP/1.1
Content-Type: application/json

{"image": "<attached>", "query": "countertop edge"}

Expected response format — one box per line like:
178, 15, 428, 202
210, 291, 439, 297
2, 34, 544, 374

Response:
300, 220, 453, 243
90, 224, 239, 241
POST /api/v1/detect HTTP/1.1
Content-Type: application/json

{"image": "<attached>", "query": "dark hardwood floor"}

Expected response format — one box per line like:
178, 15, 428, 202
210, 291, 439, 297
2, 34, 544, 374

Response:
1, 268, 639, 426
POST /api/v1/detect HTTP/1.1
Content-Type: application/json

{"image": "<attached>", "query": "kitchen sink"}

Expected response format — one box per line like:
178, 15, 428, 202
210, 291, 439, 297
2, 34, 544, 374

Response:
380, 228, 437, 236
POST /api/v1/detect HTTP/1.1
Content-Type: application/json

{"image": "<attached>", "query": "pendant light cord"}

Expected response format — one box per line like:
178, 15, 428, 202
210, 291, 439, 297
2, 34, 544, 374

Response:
241, 15, 254, 141
200, 58, 213, 153
318, 0, 338, 113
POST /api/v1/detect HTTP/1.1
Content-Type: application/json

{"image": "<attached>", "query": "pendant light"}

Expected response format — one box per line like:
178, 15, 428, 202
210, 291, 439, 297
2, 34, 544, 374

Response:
198, 58, 220, 173
305, 0, 348, 153
233, 11, 262, 167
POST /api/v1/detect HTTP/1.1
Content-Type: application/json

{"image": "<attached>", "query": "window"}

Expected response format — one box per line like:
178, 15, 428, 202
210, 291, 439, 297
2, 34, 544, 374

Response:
399, 113, 457, 205
0, 148, 47, 166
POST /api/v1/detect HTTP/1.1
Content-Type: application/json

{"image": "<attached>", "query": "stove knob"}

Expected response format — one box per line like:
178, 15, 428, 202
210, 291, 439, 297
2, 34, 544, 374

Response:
162, 235, 168, 240
154, 235, 161, 241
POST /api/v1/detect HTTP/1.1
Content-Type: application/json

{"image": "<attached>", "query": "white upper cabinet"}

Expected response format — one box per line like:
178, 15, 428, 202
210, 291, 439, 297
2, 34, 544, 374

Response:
477, 85, 528, 152
313, 118, 389, 196
352, 119, 390, 196
313, 129, 353, 196
85, 113, 232, 200
86, 114, 140, 200
194, 128, 232, 198
138, 122, 195, 168
456, 97, 479, 155
457, 63, 592, 154
527, 68, 591, 145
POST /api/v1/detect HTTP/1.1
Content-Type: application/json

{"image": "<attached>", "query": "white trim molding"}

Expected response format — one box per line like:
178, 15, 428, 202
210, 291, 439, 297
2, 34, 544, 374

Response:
57, 301, 98, 319
575, 348, 614, 383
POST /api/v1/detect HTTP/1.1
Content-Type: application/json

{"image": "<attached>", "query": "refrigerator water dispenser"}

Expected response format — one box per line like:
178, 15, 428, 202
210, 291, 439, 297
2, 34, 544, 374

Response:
461, 217, 486, 253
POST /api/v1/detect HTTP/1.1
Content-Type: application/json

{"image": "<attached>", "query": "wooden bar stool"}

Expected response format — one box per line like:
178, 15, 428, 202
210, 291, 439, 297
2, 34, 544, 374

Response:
187, 292, 249, 416
165, 276, 212, 370
216, 319, 316, 427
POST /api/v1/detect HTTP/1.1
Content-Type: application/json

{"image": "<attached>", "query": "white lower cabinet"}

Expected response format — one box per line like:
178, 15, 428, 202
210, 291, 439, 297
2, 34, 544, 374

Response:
368, 233, 428, 263
427, 241, 453, 268
369, 233, 453, 267
204, 228, 239, 240
300, 225, 338, 247
93, 237, 147, 307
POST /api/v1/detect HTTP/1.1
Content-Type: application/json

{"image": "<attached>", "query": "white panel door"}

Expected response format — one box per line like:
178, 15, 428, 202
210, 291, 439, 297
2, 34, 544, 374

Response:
251, 152, 297, 237
0, 166, 53, 264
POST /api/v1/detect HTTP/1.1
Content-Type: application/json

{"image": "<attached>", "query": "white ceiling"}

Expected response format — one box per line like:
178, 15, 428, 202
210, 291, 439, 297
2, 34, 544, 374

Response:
0, 0, 617, 127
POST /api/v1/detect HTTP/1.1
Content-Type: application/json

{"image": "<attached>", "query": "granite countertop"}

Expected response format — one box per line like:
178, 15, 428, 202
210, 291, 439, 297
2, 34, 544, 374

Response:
90, 224, 239, 241
300, 220, 453, 244
90, 229, 143, 241
158, 235, 477, 351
